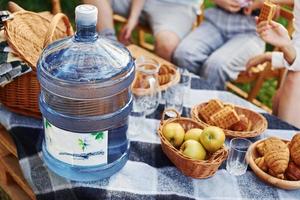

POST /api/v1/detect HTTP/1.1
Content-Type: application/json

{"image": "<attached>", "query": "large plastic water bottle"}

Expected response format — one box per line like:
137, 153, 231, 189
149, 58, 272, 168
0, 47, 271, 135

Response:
37, 5, 135, 181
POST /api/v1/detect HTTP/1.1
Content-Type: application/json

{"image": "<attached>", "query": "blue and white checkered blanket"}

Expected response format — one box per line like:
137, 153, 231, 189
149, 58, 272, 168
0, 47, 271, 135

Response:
1, 77, 299, 200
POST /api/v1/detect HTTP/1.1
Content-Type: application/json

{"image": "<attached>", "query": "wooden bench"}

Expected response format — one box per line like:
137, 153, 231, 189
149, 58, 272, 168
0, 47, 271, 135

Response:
0, 125, 36, 200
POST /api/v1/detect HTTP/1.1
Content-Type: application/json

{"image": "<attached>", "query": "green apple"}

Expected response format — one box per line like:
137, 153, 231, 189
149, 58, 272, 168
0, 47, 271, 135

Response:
162, 123, 185, 147
180, 140, 206, 160
184, 128, 203, 142
200, 126, 225, 153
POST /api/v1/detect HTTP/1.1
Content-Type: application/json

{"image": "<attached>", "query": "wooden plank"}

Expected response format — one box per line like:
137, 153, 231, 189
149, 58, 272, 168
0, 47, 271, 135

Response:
113, 14, 127, 24
0, 152, 8, 184
0, 126, 17, 157
0, 141, 10, 157
226, 82, 272, 113
0, 155, 36, 200
127, 44, 173, 66
0, 143, 34, 200
138, 30, 155, 51
0, 179, 32, 200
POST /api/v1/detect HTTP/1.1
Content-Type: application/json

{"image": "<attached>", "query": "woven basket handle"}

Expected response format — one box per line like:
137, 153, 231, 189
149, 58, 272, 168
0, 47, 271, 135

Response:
7, 1, 24, 13
160, 109, 180, 124
43, 13, 74, 48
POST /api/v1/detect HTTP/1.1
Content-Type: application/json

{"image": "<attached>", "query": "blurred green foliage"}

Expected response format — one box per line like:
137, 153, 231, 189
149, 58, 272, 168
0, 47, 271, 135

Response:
0, 0, 79, 25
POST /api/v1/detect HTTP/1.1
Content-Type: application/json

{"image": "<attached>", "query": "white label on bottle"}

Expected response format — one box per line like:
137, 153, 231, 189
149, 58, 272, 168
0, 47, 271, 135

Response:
44, 118, 108, 166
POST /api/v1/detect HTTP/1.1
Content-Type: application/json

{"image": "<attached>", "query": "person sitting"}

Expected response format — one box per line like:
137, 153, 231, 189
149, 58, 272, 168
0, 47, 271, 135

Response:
83, 0, 203, 61
246, 0, 299, 127
173, 0, 265, 90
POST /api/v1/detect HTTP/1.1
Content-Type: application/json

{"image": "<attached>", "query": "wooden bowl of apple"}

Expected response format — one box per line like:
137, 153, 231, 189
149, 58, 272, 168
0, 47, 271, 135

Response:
158, 109, 228, 179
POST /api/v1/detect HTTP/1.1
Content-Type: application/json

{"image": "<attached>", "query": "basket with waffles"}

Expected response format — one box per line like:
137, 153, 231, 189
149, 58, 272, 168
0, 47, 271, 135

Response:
131, 64, 180, 95
191, 99, 268, 138
247, 134, 300, 190
0, 3, 74, 118
158, 109, 228, 178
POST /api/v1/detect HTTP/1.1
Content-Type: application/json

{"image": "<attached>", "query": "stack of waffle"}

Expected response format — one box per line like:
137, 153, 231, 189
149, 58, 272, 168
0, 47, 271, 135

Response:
198, 99, 252, 131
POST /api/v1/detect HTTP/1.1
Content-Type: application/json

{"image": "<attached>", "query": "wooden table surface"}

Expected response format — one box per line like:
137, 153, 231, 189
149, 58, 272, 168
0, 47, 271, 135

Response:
127, 44, 174, 67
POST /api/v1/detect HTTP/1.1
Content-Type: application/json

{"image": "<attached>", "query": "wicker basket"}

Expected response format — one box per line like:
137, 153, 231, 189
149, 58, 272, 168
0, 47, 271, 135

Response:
158, 109, 228, 179
247, 138, 300, 190
0, 11, 73, 118
191, 102, 268, 138
158, 64, 180, 91
131, 64, 180, 96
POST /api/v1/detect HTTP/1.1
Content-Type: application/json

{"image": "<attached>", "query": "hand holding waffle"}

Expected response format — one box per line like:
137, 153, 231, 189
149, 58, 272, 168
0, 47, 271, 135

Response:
257, 20, 291, 48
256, 1, 291, 48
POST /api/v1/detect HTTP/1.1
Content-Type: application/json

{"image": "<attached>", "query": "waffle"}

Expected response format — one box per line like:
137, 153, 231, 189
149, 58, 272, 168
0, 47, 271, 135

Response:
210, 106, 240, 129
258, 2, 277, 23
230, 114, 252, 131
199, 99, 224, 124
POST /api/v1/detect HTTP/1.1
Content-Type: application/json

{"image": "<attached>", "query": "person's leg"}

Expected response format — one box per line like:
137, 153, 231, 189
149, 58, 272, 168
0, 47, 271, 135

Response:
173, 21, 224, 75
144, 1, 198, 61
202, 33, 265, 89
276, 71, 300, 128
154, 32, 180, 61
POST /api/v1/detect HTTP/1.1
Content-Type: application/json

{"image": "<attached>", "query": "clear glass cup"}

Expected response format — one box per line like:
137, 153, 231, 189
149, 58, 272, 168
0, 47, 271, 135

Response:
178, 67, 191, 89
164, 67, 190, 117
165, 84, 184, 117
129, 57, 161, 138
226, 138, 252, 176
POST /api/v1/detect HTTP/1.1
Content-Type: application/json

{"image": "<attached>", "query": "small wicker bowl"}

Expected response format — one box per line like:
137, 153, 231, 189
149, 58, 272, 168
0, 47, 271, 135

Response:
131, 64, 180, 96
158, 109, 228, 179
158, 64, 180, 91
247, 139, 300, 190
191, 102, 268, 138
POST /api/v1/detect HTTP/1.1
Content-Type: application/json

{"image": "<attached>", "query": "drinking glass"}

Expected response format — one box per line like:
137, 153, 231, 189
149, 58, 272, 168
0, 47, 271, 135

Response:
164, 67, 190, 117
164, 84, 184, 117
226, 138, 252, 176
129, 57, 161, 138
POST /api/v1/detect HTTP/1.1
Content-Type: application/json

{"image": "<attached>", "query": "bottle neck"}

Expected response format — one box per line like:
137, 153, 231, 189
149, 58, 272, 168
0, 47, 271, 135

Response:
75, 23, 98, 42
